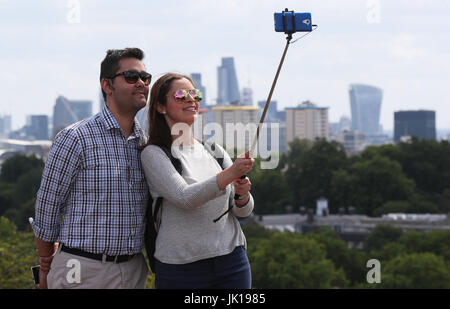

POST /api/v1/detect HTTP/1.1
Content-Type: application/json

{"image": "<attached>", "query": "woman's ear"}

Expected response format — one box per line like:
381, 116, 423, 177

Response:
156, 103, 166, 115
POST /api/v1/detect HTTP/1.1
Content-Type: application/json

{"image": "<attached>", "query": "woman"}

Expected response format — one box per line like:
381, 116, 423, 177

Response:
141, 73, 255, 289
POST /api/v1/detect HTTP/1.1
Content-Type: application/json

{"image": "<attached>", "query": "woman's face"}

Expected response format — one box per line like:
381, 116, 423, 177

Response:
159, 77, 199, 128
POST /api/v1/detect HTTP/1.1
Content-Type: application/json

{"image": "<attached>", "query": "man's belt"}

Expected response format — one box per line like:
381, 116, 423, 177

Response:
60, 244, 136, 264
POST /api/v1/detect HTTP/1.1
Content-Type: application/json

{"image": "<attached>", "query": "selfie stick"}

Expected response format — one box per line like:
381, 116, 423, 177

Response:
249, 32, 292, 157
234, 8, 316, 200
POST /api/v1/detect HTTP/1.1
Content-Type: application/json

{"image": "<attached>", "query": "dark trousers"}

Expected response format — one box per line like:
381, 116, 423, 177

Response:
155, 246, 251, 289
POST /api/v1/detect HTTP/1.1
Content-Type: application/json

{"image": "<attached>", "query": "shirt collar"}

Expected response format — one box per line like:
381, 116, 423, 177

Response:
100, 105, 144, 140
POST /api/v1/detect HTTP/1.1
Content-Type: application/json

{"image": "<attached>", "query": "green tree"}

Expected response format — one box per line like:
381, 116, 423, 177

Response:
364, 224, 404, 253
330, 169, 355, 213
0, 182, 16, 216
438, 188, 450, 212
0, 217, 38, 289
364, 139, 450, 198
306, 227, 367, 287
397, 230, 450, 260
381, 253, 450, 288
0, 154, 44, 183
248, 231, 348, 288
343, 155, 415, 216
369, 242, 408, 262
285, 138, 348, 213
4, 198, 36, 231
248, 161, 290, 214
15, 167, 43, 203
373, 200, 410, 217
0, 154, 44, 230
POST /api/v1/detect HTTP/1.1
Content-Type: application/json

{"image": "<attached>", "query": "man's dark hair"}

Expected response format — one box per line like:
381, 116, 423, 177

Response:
100, 47, 145, 102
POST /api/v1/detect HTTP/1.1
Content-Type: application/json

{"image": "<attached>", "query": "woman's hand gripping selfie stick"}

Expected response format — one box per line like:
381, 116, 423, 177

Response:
233, 33, 293, 201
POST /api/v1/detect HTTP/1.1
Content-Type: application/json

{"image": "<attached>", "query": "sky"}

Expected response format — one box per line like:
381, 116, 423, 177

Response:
1, 0, 449, 131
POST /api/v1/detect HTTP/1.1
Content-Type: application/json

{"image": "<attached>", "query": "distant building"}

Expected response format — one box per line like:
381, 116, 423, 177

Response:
257, 122, 286, 155
394, 110, 436, 142
334, 130, 366, 155
212, 106, 259, 151
257, 100, 282, 123
217, 57, 241, 106
53, 96, 92, 137
256, 100, 286, 153
339, 115, 351, 132
0, 115, 12, 138
190, 73, 207, 109
285, 101, 329, 149
251, 212, 450, 250
26, 115, 49, 140
0, 138, 52, 163
349, 84, 383, 137
241, 87, 253, 106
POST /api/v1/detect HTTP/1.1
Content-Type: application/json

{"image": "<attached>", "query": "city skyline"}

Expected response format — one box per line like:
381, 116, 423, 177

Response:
1, 0, 450, 131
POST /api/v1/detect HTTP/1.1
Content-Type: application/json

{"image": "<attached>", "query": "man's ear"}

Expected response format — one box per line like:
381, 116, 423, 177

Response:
101, 78, 114, 97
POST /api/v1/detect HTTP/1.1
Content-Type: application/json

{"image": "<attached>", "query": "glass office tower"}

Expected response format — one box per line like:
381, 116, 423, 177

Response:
217, 57, 241, 106
349, 84, 383, 136
394, 110, 436, 142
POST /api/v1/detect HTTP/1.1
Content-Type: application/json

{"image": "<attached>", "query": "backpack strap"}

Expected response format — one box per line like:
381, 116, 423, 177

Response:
159, 145, 182, 175
144, 145, 182, 274
201, 141, 236, 223
153, 146, 182, 228
201, 140, 225, 169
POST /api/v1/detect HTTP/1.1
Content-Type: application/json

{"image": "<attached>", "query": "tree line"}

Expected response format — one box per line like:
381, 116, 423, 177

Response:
2, 216, 449, 288
1, 137, 449, 230
243, 224, 450, 288
249, 137, 450, 216
1, 137, 449, 288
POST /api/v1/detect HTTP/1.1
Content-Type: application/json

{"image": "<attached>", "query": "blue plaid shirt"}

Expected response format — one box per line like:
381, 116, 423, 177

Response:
33, 106, 149, 255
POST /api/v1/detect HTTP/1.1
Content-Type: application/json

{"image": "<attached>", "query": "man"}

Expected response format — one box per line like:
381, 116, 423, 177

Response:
33, 48, 151, 289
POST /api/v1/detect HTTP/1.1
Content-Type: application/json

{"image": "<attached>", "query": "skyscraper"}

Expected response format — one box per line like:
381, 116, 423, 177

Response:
257, 100, 279, 122
394, 110, 436, 142
242, 87, 253, 106
53, 96, 92, 137
349, 84, 383, 136
217, 57, 240, 106
26, 115, 49, 140
0, 115, 12, 138
285, 101, 329, 149
190, 73, 207, 109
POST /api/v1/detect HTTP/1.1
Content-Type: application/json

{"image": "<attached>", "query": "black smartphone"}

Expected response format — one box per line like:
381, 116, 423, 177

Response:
31, 265, 40, 285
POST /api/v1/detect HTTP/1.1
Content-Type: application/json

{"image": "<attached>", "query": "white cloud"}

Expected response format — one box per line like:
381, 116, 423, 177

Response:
390, 35, 425, 60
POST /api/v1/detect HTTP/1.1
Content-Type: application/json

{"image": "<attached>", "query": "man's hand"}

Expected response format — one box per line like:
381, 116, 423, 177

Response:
35, 239, 58, 289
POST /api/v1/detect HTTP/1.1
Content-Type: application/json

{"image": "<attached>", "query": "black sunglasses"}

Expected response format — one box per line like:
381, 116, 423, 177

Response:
109, 70, 152, 86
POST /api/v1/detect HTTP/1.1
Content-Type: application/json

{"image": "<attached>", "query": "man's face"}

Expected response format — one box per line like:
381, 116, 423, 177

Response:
109, 57, 150, 114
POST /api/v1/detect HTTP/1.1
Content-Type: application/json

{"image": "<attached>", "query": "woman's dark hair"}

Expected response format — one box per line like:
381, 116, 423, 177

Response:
99, 47, 145, 101
142, 73, 195, 150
